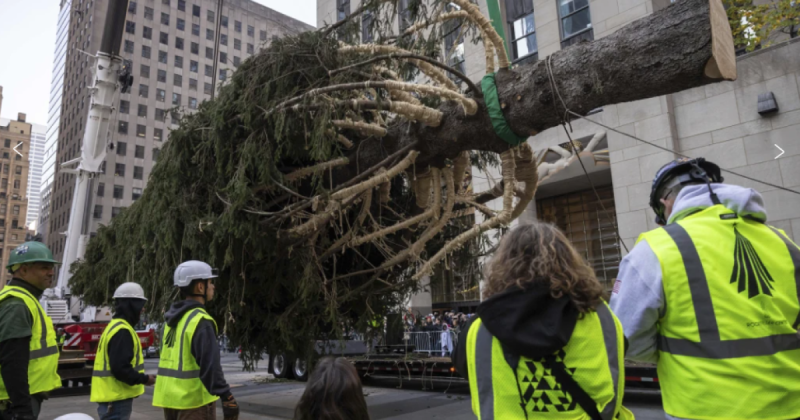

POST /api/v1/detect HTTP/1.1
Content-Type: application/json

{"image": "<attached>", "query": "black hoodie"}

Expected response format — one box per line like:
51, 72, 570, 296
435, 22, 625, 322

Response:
163, 300, 231, 399
452, 283, 579, 380
107, 298, 150, 387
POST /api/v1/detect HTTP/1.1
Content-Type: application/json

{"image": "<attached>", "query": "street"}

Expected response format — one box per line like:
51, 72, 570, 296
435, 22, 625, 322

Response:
41, 354, 665, 419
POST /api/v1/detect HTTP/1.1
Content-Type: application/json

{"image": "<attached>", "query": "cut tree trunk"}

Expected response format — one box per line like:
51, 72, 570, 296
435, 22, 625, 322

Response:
337, 0, 735, 182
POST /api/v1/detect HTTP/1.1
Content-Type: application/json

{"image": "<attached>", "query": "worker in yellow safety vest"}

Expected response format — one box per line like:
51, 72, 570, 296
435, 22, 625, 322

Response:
452, 223, 634, 420
610, 157, 800, 420
0, 242, 62, 420
90, 282, 157, 420
153, 261, 239, 420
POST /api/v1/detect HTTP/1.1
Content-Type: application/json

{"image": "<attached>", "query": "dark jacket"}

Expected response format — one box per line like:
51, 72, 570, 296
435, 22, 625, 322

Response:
452, 284, 579, 380
107, 298, 150, 386
164, 300, 231, 399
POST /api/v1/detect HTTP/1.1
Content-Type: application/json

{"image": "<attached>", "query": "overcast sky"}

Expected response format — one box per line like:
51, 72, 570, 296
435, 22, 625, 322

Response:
0, 0, 316, 125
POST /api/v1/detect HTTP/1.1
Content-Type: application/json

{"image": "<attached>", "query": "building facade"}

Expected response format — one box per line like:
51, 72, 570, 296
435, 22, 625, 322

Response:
318, 0, 800, 314
0, 120, 44, 231
0, 102, 33, 285
48, 0, 313, 262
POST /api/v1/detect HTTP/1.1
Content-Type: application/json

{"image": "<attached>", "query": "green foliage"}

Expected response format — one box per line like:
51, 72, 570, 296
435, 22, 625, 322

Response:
724, 0, 800, 52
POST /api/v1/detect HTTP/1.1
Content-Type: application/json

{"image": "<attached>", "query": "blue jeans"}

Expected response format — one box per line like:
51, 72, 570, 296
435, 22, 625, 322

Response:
97, 398, 134, 420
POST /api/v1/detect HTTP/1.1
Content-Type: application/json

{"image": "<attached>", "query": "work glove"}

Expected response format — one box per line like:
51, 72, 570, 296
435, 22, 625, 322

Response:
222, 394, 239, 420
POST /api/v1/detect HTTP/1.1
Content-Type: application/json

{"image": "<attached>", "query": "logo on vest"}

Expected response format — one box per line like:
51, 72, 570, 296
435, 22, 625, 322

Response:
518, 350, 579, 413
730, 227, 774, 298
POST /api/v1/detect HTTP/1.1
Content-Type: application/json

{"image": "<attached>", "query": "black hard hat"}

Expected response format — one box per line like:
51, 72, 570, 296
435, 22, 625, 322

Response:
649, 157, 723, 225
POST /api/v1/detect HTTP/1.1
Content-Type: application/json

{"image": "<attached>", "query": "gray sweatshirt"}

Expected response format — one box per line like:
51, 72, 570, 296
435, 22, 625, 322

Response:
609, 184, 771, 420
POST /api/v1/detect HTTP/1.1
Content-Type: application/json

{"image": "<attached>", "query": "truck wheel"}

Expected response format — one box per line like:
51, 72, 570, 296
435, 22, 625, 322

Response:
272, 354, 292, 379
293, 358, 309, 382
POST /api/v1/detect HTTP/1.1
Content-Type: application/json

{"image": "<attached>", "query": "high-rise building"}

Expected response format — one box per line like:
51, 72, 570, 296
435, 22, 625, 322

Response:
48, 0, 313, 262
0, 120, 44, 231
0, 99, 33, 285
39, 0, 72, 243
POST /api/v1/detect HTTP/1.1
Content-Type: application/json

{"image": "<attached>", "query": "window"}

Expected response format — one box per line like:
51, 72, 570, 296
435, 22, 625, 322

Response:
219, 51, 227, 63
248, 25, 254, 37
132, 188, 143, 200
204, 65, 213, 77
235, 20, 241, 32
120, 100, 130, 114
260, 30, 267, 41
128, 1, 137, 14
160, 31, 169, 44
173, 92, 182, 105
204, 83, 213, 95
2, 140, 8, 148
170, 110, 180, 124
158, 69, 167, 83
101, 161, 107, 174
206, 47, 214, 59
158, 50, 168, 64
93, 205, 103, 219
178, 0, 186, 12
190, 60, 198, 72
398, 0, 412, 32
154, 128, 163, 141
113, 184, 124, 199
161, 12, 170, 25
137, 104, 147, 117
12, 180, 19, 190
115, 163, 126, 177
222, 16, 228, 27
14, 166, 21, 175
189, 97, 198, 109
362, 12, 374, 43
157, 89, 166, 102
143, 26, 152, 39
1, 179, 6, 188
145, 6, 154, 20
139, 84, 149, 98
135, 145, 145, 159
176, 37, 184, 50
234, 38, 241, 50
155, 108, 166, 121
221, 34, 228, 46
118, 121, 129, 134
11, 220, 18, 229
193, 5, 200, 17
177, 18, 185, 31
142, 45, 151, 59
134, 166, 144, 180
443, 4, 465, 76
191, 42, 199, 54
163, 0, 170, 6
247, 43, 254, 54
558, 0, 593, 47
12, 205, 19, 215
337, 0, 350, 21
189, 78, 198, 90
117, 141, 127, 156
140, 64, 150, 78
137, 124, 147, 137
175, 55, 184, 67
192, 23, 200, 36
207, 29, 215, 41
112, 207, 122, 218
126, 21, 136, 34
233, 56, 240, 67
97, 182, 105, 197
124, 40, 135, 54
219, 69, 227, 81
152, 148, 162, 162
207, 10, 215, 22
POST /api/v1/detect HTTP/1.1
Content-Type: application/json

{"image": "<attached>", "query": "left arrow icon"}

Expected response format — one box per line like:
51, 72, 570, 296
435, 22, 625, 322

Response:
13, 143, 22, 157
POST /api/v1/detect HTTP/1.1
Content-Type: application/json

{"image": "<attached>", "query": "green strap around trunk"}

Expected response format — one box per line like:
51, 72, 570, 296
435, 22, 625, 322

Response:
485, 0, 510, 60
481, 73, 528, 146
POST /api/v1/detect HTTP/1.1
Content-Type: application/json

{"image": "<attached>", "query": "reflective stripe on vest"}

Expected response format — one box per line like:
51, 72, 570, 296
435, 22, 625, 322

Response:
157, 308, 203, 378
657, 222, 800, 359
90, 318, 146, 402
770, 226, 800, 329
0, 286, 62, 399
470, 302, 625, 420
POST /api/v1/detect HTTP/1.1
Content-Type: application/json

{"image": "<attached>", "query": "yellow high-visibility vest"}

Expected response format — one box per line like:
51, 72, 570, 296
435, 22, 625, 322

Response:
90, 319, 145, 402
152, 307, 218, 409
0, 286, 61, 399
466, 302, 633, 420
638, 204, 800, 420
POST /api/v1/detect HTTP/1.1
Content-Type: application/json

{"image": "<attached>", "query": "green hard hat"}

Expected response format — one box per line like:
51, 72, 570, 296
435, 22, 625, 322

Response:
6, 242, 60, 269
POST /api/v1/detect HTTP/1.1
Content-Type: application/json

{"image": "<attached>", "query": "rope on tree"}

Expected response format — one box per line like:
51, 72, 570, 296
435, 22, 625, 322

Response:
285, 157, 350, 182
332, 119, 388, 137
340, 44, 459, 92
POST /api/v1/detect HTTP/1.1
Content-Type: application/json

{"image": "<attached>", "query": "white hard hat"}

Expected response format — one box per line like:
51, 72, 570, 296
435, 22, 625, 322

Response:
174, 260, 218, 287
54, 414, 94, 420
113, 282, 147, 300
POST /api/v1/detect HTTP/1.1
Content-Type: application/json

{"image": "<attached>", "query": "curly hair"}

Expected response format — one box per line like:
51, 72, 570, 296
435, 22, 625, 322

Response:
293, 357, 370, 420
483, 222, 606, 313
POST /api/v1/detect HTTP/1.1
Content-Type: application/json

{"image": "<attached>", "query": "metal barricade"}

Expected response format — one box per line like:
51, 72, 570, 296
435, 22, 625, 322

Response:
403, 330, 458, 356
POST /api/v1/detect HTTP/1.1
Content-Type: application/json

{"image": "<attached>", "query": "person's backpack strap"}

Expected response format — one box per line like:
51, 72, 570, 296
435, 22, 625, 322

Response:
543, 354, 603, 420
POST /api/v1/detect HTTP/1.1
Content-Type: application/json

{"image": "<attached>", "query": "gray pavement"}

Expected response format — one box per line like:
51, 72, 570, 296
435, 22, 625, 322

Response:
40, 354, 665, 420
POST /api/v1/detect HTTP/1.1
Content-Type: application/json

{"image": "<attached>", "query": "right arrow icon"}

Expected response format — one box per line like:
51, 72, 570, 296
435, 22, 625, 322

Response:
775, 144, 785, 159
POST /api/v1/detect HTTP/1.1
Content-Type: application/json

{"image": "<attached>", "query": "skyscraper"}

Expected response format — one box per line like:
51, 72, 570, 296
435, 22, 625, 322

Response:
0, 120, 44, 231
